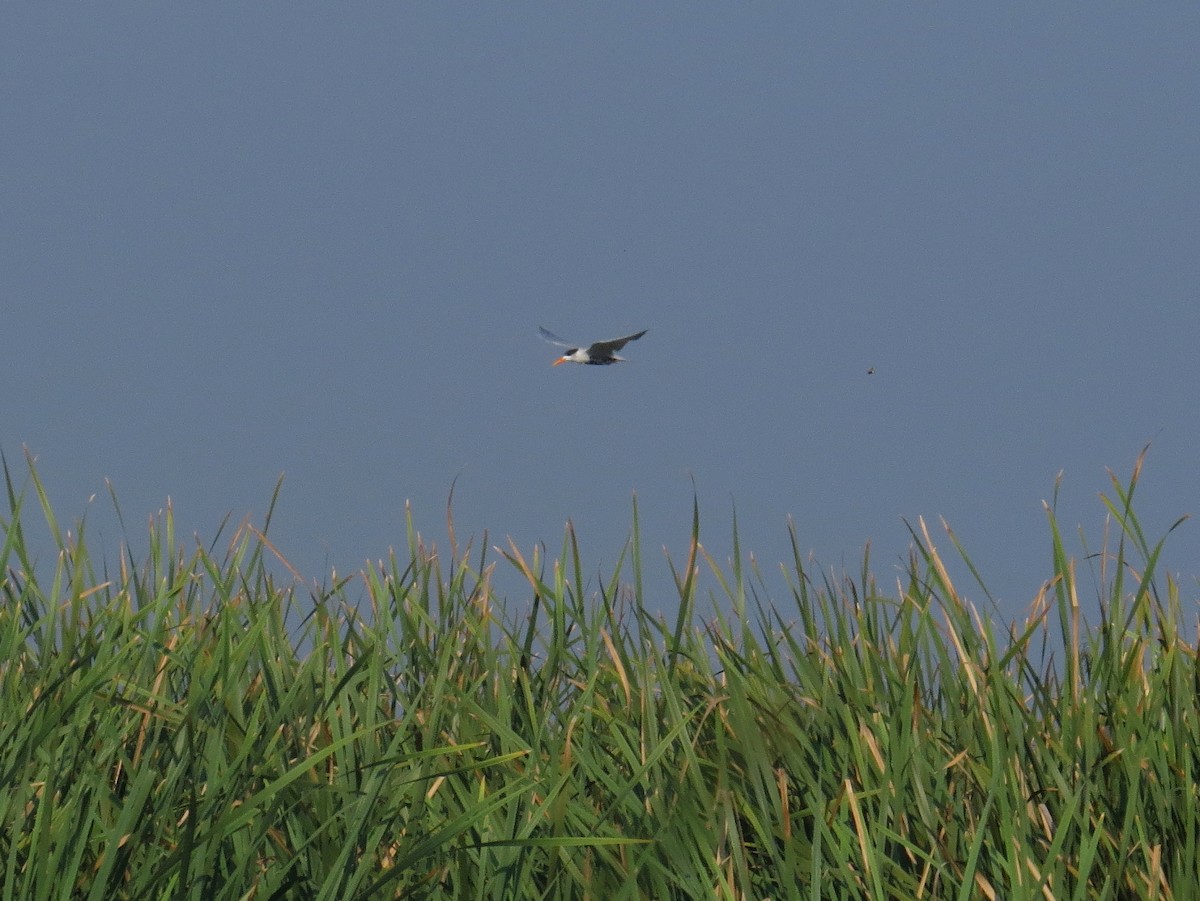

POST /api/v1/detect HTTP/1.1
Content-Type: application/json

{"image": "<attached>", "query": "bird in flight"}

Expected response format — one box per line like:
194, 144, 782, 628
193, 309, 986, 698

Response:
538, 326, 648, 366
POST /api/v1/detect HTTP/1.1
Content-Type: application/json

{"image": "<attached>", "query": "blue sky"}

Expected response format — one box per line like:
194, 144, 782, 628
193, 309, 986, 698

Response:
4, 6, 1198, 621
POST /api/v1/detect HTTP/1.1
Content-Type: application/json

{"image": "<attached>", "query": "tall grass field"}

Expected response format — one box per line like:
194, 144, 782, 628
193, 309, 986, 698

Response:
1, 450, 1196, 900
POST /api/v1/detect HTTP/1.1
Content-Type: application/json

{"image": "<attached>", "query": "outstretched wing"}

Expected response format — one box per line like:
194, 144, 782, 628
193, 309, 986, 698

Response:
588, 329, 647, 356
538, 326, 576, 349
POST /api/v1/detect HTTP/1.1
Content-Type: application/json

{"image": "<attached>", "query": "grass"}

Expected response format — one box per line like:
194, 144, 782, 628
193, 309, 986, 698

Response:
0, 447, 1196, 900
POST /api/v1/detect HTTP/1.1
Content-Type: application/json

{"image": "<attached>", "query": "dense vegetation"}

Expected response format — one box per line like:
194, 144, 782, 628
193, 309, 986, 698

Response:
0, 451, 1195, 899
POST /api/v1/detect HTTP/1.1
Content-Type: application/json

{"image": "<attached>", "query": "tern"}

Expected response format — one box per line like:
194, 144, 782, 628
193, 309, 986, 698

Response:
538, 326, 648, 366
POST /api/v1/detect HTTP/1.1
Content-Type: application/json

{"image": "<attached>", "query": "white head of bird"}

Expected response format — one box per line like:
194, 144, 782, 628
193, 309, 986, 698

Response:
554, 347, 593, 366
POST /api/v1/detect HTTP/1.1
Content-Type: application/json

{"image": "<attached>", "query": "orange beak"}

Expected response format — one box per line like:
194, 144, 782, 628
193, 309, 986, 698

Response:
553, 357, 567, 366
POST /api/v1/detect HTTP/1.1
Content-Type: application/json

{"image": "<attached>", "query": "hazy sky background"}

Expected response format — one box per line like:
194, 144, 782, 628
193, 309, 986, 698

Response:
4, 6, 1198, 623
